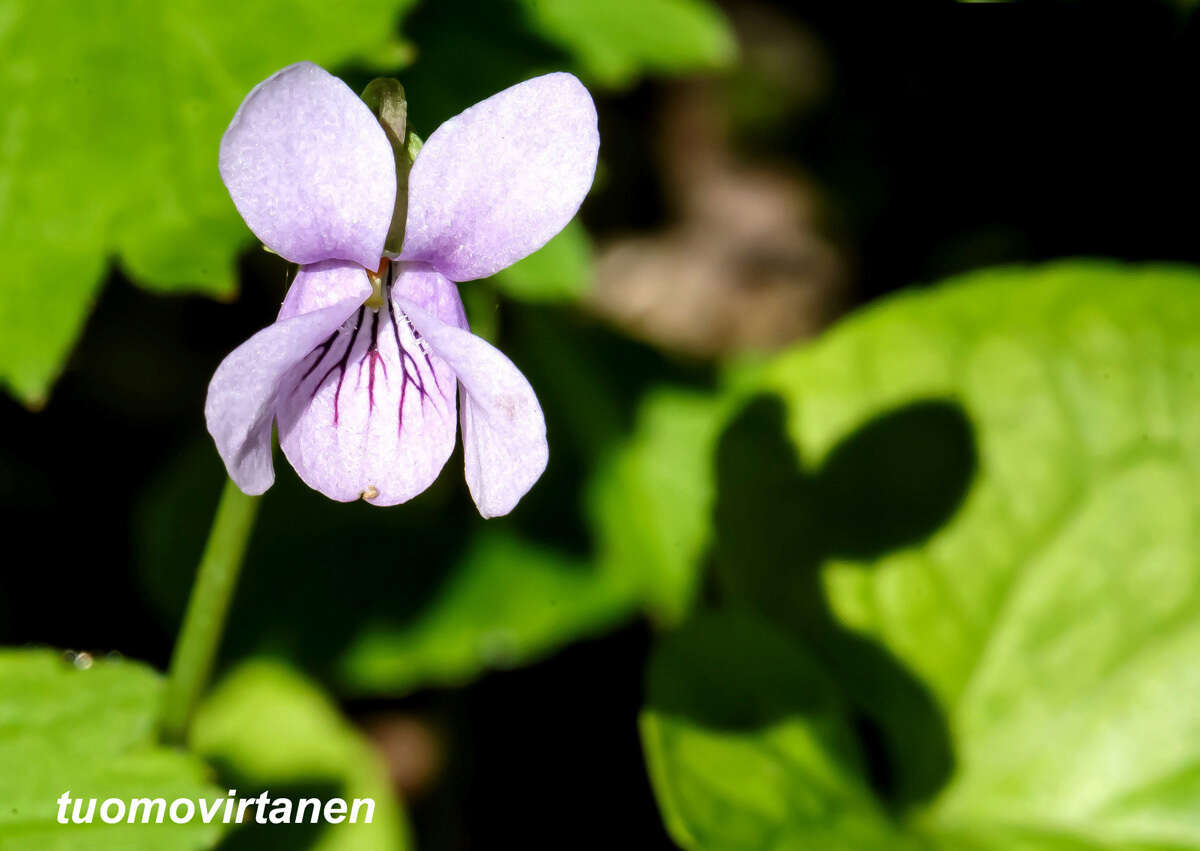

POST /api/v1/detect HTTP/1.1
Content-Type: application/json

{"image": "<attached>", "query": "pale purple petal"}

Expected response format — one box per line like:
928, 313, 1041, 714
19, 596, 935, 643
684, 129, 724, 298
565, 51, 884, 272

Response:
220, 61, 395, 268
205, 279, 369, 495
279, 260, 374, 321
394, 280, 548, 518
400, 72, 599, 282
276, 264, 463, 505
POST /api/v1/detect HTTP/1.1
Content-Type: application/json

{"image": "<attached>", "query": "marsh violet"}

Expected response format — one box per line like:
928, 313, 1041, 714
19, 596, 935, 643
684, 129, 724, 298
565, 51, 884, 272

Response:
205, 62, 598, 516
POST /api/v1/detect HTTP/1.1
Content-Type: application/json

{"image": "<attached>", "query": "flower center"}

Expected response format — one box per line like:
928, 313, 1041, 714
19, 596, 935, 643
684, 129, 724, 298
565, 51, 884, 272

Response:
364, 258, 390, 310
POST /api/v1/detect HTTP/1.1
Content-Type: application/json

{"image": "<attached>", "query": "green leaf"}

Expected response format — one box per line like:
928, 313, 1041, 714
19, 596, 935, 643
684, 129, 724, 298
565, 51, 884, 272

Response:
0, 649, 223, 849
642, 611, 917, 851
586, 388, 727, 624
0, 0, 417, 405
490, 220, 592, 303
190, 659, 410, 850
646, 261, 1200, 848
517, 0, 738, 87
338, 528, 635, 693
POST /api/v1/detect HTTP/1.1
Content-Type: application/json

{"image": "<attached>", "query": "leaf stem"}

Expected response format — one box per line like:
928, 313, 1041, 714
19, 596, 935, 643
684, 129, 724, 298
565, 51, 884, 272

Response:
160, 478, 260, 744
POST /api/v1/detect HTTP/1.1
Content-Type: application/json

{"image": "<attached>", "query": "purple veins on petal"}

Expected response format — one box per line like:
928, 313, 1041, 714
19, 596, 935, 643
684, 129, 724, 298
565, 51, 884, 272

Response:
298, 331, 338, 384
276, 269, 460, 506
315, 306, 365, 426
356, 308, 388, 414
386, 292, 436, 434
293, 299, 445, 433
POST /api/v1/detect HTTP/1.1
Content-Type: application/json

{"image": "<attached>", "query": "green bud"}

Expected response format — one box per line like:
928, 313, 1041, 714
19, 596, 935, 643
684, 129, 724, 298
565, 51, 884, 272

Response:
361, 78, 415, 255
405, 130, 423, 163
361, 78, 407, 141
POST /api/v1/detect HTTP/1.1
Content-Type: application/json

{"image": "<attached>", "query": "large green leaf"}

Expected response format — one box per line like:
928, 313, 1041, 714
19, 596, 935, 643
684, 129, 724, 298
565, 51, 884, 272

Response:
0, 0, 416, 405
191, 660, 410, 851
517, 0, 737, 87
0, 649, 223, 850
644, 262, 1200, 848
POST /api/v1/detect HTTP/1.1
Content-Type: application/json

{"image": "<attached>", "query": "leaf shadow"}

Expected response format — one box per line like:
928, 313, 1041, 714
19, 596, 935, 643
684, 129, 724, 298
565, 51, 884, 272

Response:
706, 394, 977, 811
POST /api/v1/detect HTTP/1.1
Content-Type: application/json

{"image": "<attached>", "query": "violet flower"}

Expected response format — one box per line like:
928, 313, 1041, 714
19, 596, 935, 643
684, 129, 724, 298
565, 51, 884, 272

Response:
205, 63, 598, 516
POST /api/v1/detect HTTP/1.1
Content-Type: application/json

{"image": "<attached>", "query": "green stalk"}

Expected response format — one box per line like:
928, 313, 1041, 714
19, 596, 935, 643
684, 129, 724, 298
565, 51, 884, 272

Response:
159, 478, 261, 744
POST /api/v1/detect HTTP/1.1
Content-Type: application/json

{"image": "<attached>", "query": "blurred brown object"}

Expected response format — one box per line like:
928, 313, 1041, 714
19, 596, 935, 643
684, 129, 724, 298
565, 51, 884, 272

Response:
363, 713, 445, 800
590, 3, 849, 357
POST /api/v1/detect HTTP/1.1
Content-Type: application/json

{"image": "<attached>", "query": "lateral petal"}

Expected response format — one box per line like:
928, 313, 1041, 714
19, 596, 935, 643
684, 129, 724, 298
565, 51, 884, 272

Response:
394, 288, 548, 517
205, 281, 368, 494
278, 259, 374, 321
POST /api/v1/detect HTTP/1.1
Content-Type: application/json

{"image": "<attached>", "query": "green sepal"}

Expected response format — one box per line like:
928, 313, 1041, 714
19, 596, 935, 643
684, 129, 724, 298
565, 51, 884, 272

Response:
361, 78, 414, 255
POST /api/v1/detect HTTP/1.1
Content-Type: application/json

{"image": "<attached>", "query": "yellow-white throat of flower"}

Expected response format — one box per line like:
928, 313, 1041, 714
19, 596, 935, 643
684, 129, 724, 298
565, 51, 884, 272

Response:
364, 258, 390, 310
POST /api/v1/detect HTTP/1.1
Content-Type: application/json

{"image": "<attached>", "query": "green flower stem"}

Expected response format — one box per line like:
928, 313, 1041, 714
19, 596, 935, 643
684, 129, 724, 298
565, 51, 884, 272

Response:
160, 478, 261, 745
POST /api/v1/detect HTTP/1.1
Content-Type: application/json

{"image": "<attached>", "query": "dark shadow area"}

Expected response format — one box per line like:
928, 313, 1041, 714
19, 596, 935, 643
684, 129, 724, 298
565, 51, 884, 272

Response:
707, 394, 976, 811
646, 606, 853, 731
726, 1, 1200, 301
341, 622, 678, 851
814, 401, 978, 560
445, 621, 675, 850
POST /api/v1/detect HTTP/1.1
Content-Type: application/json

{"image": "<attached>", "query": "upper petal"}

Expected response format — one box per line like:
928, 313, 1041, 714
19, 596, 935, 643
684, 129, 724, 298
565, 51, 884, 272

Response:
205, 275, 370, 495
394, 288, 548, 518
400, 72, 599, 282
276, 264, 463, 505
219, 61, 396, 269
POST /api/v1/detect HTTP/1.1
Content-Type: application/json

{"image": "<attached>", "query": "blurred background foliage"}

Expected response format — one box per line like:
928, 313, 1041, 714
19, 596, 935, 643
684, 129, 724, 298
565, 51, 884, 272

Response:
4, 0, 1200, 849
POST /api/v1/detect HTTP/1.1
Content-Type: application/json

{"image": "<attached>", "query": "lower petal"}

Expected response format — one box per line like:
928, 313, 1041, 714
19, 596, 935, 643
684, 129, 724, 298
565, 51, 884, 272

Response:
205, 292, 364, 494
276, 283, 459, 505
394, 290, 548, 518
